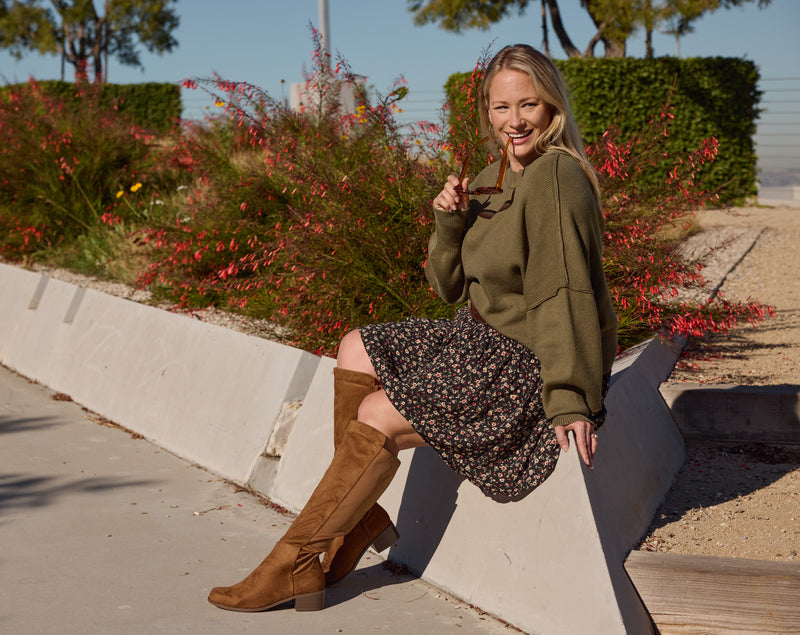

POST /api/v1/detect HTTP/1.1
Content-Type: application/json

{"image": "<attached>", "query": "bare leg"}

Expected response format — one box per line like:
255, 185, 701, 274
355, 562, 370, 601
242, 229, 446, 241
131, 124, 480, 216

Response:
336, 329, 379, 378
337, 329, 426, 454
358, 391, 426, 454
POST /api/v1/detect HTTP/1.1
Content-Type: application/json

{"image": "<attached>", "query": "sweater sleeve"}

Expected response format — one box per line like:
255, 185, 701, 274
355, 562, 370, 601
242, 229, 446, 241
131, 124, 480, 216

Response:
424, 207, 470, 304
521, 154, 609, 427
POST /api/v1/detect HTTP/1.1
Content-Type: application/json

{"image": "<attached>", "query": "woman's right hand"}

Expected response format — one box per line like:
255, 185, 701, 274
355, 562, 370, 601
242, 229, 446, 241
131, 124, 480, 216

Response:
433, 174, 469, 214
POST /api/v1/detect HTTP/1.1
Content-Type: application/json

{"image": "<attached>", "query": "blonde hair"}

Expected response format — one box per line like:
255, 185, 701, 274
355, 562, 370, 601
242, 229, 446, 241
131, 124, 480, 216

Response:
479, 44, 601, 203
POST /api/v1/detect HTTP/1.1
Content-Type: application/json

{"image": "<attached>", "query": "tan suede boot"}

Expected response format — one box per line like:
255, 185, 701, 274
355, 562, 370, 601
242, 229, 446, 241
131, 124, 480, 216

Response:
332, 368, 376, 447
322, 368, 399, 585
208, 420, 400, 612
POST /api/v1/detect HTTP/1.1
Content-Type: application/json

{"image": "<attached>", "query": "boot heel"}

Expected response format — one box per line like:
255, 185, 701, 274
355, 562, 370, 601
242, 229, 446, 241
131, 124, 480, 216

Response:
294, 589, 325, 611
371, 523, 399, 553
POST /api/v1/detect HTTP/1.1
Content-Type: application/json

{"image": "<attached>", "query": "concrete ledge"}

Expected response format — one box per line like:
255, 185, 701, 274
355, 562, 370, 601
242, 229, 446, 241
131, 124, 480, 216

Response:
0, 262, 687, 634
0, 263, 320, 483
259, 335, 686, 634
660, 382, 800, 443
0, 262, 43, 357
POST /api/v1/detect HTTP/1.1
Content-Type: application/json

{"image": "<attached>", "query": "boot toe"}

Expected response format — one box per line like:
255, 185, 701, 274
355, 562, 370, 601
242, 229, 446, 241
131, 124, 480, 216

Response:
208, 585, 249, 611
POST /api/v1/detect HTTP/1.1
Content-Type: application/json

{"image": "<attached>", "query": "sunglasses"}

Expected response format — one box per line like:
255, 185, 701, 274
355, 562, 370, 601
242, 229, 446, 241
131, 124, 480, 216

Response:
454, 136, 512, 196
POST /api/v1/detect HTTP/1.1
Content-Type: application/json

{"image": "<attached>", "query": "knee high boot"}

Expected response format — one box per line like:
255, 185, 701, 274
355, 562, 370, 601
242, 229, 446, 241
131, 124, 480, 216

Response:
322, 369, 399, 585
208, 420, 400, 612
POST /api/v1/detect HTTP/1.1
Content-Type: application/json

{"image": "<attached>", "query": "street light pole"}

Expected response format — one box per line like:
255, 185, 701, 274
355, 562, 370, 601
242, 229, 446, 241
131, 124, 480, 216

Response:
319, 0, 331, 63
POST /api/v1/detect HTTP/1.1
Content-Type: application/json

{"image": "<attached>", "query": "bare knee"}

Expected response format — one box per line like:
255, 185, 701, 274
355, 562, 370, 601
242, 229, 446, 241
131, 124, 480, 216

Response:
337, 329, 376, 377
357, 391, 393, 427
357, 391, 426, 453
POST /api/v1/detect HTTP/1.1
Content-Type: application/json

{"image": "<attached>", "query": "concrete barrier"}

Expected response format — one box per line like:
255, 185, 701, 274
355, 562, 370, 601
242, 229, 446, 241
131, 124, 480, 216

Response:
660, 382, 800, 443
0, 262, 686, 634
268, 335, 685, 634
0, 263, 320, 483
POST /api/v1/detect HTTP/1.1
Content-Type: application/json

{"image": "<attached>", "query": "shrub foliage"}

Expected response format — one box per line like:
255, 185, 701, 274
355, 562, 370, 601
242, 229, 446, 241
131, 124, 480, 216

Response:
0, 40, 770, 357
447, 56, 761, 203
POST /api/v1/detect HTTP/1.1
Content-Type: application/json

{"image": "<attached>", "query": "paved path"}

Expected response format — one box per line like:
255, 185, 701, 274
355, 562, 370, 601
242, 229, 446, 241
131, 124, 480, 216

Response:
0, 364, 512, 635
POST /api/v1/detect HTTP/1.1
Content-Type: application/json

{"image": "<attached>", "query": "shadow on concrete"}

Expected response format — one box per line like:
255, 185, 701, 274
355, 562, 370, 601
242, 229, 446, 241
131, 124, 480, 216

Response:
0, 471, 157, 519
0, 415, 62, 435
386, 447, 464, 577
666, 383, 800, 444
326, 562, 423, 606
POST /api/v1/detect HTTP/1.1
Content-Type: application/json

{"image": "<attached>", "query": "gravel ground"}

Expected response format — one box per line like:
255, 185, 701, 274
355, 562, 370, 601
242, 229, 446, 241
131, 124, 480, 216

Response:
22, 204, 800, 564
645, 204, 800, 562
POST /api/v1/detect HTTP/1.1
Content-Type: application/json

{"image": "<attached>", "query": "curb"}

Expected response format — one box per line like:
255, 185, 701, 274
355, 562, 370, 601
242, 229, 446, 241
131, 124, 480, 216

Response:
660, 382, 800, 443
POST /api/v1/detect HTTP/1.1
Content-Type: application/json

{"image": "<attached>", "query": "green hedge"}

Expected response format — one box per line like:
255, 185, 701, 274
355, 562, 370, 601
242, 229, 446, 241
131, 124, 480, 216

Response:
446, 57, 761, 203
2, 80, 182, 133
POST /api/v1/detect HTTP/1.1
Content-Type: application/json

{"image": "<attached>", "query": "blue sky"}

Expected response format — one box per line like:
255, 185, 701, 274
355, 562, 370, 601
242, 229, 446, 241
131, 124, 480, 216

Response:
2, 0, 798, 173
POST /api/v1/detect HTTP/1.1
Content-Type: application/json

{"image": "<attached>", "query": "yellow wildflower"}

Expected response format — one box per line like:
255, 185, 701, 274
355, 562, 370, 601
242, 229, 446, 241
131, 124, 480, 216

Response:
130, 182, 142, 192
116, 190, 124, 198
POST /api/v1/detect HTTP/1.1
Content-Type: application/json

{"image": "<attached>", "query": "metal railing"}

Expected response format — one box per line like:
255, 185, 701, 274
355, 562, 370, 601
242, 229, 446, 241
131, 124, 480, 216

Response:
755, 76, 800, 186
182, 76, 800, 188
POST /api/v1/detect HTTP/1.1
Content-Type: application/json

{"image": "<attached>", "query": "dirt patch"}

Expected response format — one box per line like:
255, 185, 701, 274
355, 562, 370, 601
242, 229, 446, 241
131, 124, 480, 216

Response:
640, 441, 799, 561
643, 204, 800, 562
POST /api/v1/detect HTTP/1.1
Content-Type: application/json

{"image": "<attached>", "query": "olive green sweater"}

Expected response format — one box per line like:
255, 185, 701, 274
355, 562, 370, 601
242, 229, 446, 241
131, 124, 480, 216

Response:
425, 152, 618, 427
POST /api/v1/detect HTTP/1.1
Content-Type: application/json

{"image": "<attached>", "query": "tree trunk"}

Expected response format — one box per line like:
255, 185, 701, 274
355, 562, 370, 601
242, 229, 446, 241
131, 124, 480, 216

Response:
540, 0, 550, 56
544, 0, 581, 58
92, 15, 107, 83
72, 23, 89, 82
89, 6, 104, 83
644, 0, 654, 59
603, 37, 626, 57
583, 32, 601, 58
581, 3, 627, 58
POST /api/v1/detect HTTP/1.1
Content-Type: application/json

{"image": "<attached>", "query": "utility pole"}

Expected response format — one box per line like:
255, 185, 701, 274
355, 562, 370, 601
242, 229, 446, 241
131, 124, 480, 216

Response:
319, 0, 331, 64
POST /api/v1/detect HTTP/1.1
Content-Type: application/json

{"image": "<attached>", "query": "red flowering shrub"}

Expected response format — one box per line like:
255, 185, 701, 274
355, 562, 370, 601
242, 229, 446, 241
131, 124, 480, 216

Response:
588, 111, 772, 347
0, 79, 187, 264
137, 35, 452, 353
0, 36, 770, 356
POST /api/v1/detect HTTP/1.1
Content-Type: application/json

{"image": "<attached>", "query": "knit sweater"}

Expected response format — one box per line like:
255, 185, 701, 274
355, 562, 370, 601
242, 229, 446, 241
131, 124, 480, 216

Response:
425, 151, 618, 427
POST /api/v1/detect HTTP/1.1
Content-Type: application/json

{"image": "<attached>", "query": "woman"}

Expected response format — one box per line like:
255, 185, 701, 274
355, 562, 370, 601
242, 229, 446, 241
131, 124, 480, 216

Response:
207, 43, 618, 613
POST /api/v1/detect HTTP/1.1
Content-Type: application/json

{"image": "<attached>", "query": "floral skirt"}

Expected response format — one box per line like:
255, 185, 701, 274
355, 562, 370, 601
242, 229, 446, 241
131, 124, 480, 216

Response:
360, 306, 563, 498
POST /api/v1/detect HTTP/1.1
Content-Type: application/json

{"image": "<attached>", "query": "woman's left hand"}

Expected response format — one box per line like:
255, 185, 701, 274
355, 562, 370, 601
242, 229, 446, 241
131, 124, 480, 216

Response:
555, 420, 598, 469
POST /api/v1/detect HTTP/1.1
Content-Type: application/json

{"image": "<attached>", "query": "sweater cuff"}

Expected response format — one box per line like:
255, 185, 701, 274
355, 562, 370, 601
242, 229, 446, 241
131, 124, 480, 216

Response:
433, 208, 468, 244
551, 413, 592, 428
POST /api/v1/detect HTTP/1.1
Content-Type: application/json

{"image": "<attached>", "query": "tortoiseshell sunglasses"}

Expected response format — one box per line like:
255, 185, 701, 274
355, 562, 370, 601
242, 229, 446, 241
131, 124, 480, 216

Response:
454, 136, 512, 196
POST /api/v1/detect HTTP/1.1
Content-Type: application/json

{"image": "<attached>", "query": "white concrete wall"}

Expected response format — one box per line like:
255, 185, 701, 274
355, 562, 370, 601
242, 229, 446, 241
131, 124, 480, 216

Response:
0, 263, 320, 483
0, 262, 686, 634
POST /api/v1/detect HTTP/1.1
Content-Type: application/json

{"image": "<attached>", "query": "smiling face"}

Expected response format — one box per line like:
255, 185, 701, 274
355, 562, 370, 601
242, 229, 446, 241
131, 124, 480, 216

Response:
486, 69, 553, 171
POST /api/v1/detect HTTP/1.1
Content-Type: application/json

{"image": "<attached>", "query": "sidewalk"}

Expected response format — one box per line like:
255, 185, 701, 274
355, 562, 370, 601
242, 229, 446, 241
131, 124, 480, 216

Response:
0, 363, 512, 635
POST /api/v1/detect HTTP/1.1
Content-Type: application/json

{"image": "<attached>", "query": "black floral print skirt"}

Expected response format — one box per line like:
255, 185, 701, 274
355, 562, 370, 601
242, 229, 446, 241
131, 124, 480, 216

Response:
360, 305, 568, 499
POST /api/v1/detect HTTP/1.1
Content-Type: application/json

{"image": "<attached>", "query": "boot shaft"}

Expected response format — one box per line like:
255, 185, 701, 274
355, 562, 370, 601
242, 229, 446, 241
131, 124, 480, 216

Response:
282, 420, 399, 551
333, 368, 376, 447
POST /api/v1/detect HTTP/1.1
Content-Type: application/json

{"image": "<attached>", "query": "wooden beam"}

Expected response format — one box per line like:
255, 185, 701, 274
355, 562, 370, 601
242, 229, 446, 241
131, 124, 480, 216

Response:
625, 550, 800, 634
